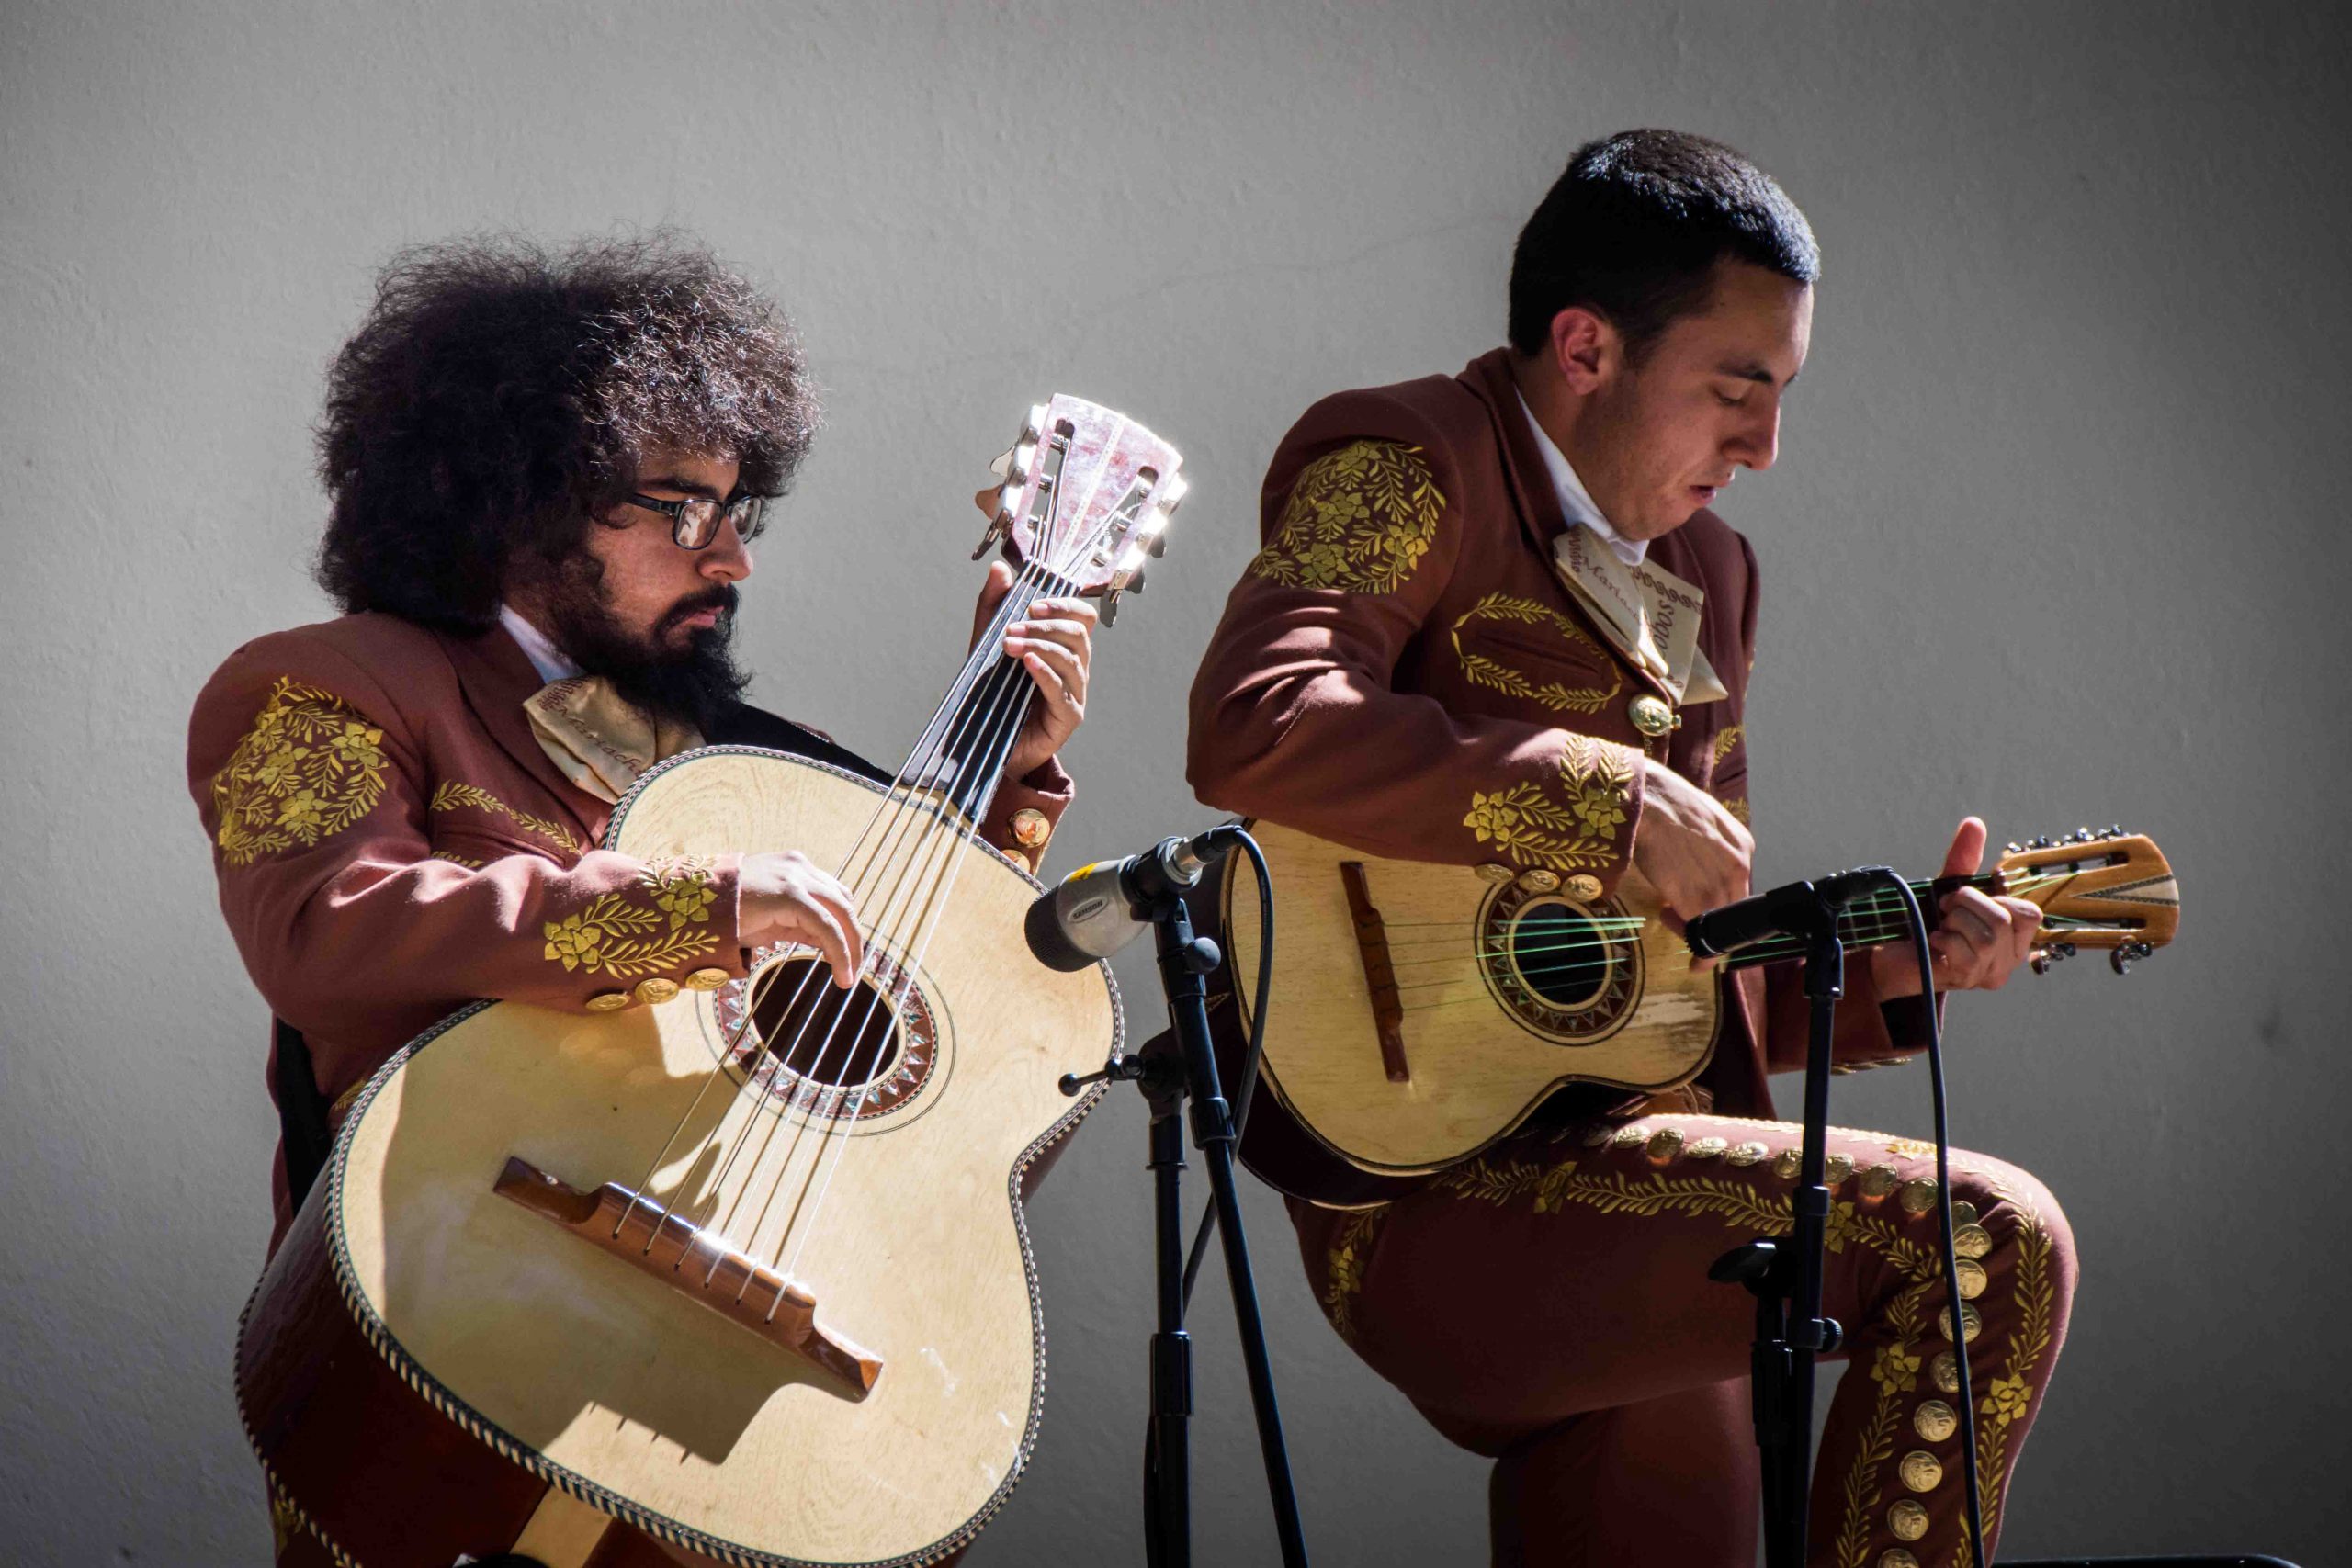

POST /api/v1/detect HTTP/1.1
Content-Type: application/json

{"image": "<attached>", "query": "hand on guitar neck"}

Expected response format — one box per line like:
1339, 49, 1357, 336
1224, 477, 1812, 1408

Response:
1867, 815, 2044, 998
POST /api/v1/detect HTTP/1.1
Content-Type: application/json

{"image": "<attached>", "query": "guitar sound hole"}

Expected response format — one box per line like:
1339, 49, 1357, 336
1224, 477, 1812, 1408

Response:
1509, 903, 1614, 1010
746, 958, 903, 1089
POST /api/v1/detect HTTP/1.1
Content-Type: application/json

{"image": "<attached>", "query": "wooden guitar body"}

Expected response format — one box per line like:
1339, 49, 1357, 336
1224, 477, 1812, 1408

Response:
237, 750, 1120, 1567
1220, 820, 1719, 1200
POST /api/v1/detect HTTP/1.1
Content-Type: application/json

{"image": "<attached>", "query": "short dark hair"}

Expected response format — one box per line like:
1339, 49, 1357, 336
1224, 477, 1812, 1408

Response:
314, 233, 819, 633
1507, 130, 1819, 360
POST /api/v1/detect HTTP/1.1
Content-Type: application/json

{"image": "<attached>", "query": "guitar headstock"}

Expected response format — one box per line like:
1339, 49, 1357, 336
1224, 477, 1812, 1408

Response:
973, 395, 1186, 625
1995, 827, 2179, 975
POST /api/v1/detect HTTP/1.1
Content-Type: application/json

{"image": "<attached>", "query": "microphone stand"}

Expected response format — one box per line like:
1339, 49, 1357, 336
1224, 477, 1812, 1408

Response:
1706, 881, 1856, 1568
1063, 891, 1310, 1568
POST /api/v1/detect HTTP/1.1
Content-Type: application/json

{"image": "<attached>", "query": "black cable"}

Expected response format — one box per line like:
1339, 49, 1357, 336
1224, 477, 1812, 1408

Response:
1867, 869, 1990, 1568
1181, 827, 1273, 1309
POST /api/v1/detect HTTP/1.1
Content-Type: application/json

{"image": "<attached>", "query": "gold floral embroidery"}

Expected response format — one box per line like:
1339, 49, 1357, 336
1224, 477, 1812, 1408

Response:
1450, 592, 1623, 714
1712, 724, 1747, 766
1463, 736, 1637, 873
1835, 1281, 1935, 1566
431, 850, 485, 868
1962, 1191, 2054, 1555
1321, 1208, 1387, 1342
430, 781, 584, 857
212, 679, 390, 866
541, 856, 721, 979
1247, 440, 1444, 593
1723, 796, 1751, 827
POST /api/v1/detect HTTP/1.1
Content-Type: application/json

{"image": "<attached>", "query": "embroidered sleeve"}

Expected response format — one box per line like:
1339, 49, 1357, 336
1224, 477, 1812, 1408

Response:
541, 856, 722, 979
1247, 440, 1444, 594
1463, 734, 1640, 874
211, 679, 390, 867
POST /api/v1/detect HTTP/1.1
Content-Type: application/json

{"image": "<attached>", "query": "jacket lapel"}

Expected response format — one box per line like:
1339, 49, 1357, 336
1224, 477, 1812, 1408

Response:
1460, 348, 1675, 704
438, 626, 613, 849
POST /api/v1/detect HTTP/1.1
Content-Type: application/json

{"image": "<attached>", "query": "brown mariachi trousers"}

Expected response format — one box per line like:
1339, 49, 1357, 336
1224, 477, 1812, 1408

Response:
1292, 1111, 2077, 1568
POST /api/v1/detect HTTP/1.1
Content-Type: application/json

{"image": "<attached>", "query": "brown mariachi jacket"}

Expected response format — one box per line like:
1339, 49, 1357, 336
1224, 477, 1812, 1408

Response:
1187, 347, 1920, 1126
188, 610, 1071, 1241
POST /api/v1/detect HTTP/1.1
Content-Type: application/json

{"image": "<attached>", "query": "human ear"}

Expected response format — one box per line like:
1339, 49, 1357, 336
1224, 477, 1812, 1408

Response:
1548, 306, 1617, 395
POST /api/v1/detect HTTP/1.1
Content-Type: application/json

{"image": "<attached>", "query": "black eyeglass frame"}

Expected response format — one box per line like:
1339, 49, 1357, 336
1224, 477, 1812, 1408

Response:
627, 491, 768, 550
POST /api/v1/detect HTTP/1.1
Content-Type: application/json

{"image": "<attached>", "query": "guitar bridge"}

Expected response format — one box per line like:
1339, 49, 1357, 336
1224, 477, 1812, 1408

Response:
493, 1156, 881, 1401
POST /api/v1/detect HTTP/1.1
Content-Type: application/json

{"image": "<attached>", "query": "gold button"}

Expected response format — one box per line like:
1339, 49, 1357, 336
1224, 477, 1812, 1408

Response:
1860, 1163, 1901, 1201
1005, 847, 1035, 874
1563, 874, 1603, 901
1687, 1136, 1728, 1159
1771, 1148, 1801, 1179
1930, 1351, 1960, 1393
1887, 1499, 1929, 1540
1476, 862, 1517, 886
1880, 1552, 1921, 1568
1938, 1303, 1983, 1344
1913, 1399, 1958, 1443
1952, 1223, 1994, 1258
1950, 1200, 1979, 1227
1645, 1128, 1685, 1164
585, 990, 633, 1012
1899, 1450, 1943, 1491
683, 967, 731, 991
1726, 1141, 1770, 1168
1611, 1124, 1648, 1149
1629, 694, 1677, 738
1899, 1178, 1939, 1215
1515, 868, 1560, 894
1823, 1153, 1855, 1188
1009, 807, 1052, 850
634, 977, 681, 1006
1954, 1258, 1987, 1300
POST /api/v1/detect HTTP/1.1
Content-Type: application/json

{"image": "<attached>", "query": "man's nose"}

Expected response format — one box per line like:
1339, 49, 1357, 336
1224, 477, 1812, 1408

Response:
1731, 402, 1781, 472
702, 520, 753, 582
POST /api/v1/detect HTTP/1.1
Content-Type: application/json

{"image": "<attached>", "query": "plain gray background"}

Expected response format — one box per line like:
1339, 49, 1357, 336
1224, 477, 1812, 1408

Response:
5, 2, 2347, 1562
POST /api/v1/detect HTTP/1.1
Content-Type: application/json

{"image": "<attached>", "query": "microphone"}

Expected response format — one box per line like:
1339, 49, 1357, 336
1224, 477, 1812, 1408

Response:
1023, 827, 1249, 972
1682, 867, 1891, 959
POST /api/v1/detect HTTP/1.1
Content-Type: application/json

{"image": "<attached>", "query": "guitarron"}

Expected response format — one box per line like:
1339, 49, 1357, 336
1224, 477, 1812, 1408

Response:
236, 397, 1186, 1567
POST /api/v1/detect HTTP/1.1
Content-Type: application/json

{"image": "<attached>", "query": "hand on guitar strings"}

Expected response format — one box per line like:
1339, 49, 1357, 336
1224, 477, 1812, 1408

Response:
1634, 757, 1757, 969
1869, 816, 2044, 998
739, 851, 865, 988
971, 558, 1096, 782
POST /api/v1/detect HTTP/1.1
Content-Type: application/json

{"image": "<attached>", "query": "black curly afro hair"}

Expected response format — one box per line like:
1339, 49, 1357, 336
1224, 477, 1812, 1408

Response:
313, 232, 820, 633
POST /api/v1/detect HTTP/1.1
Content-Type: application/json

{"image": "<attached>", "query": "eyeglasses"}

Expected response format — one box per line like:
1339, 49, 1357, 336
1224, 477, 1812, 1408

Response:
627, 491, 769, 550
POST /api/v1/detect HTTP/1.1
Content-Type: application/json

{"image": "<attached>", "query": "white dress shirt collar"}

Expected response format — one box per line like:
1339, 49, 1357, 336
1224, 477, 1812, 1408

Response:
1515, 389, 1647, 566
498, 603, 582, 683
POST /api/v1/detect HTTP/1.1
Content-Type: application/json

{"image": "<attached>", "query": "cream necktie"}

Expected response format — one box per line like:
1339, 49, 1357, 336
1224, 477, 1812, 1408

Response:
524, 677, 704, 804
1550, 524, 1729, 706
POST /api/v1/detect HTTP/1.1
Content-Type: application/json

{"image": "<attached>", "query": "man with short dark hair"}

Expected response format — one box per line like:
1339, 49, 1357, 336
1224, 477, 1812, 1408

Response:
1188, 130, 2075, 1566
191, 234, 1095, 1264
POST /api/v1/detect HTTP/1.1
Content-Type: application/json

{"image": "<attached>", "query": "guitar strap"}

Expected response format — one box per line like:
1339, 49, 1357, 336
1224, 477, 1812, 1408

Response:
272, 1017, 333, 1212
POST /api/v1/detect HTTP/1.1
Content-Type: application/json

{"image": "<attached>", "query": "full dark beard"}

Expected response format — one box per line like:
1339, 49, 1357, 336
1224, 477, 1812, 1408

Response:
535, 557, 750, 736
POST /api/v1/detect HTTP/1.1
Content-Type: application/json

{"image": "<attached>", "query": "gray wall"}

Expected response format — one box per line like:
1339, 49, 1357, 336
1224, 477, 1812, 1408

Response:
5, 2, 2346, 1562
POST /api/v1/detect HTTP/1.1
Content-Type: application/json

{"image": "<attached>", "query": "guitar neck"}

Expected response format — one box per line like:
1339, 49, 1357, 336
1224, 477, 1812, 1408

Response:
1717, 872, 2002, 971
898, 566, 1080, 825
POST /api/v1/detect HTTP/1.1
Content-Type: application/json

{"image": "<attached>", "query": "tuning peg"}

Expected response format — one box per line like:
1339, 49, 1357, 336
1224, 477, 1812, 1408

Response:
2005, 840, 2023, 855
2106, 824, 2125, 839
1126, 565, 1147, 595
1099, 588, 1122, 627
2109, 941, 2154, 976
2028, 942, 2077, 976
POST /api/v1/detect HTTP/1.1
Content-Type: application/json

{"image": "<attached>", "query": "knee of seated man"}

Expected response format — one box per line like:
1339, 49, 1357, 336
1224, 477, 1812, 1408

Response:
1949, 1151, 2078, 1324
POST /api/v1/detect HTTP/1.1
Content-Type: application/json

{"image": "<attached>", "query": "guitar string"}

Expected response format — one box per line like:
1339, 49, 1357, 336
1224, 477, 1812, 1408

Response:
769, 426, 1125, 1292
611, 554, 1059, 1255
711, 648, 1039, 1292
685, 579, 1055, 1271
766, 446, 1105, 1297
769, 662, 1038, 1297
713, 443, 1087, 1290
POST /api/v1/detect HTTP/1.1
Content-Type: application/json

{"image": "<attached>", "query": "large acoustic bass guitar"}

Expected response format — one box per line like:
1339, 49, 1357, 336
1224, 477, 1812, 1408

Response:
1214, 823, 2178, 1207
237, 398, 1186, 1567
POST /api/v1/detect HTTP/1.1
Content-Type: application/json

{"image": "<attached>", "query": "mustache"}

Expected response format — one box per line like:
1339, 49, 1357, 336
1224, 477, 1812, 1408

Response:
658, 584, 740, 634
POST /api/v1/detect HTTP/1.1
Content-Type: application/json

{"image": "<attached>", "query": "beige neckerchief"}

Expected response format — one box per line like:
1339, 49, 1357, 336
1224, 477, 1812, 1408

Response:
1550, 524, 1728, 705
524, 677, 704, 804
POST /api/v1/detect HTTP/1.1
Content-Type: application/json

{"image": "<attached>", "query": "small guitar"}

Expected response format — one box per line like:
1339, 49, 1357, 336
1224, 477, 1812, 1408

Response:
1214, 824, 2178, 1206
